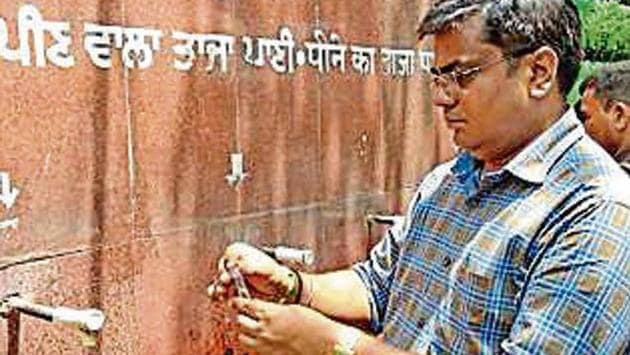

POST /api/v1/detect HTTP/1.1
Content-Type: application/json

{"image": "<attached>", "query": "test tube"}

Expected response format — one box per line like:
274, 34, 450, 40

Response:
226, 265, 251, 299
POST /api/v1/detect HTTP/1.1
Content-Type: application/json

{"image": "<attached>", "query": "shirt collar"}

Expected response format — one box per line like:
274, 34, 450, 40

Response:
616, 150, 630, 166
504, 109, 584, 184
451, 109, 584, 184
617, 150, 630, 175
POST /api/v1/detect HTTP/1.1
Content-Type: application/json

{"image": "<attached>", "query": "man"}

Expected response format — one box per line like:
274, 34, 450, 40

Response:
209, 1, 630, 354
579, 61, 630, 174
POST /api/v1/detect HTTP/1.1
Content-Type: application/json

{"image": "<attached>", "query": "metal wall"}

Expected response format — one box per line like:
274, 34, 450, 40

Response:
0, 1, 454, 354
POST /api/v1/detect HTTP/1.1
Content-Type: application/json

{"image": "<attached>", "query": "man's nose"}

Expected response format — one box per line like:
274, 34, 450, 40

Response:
431, 85, 458, 108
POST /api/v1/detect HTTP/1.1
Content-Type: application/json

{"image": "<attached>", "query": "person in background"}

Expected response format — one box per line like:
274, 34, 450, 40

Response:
578, 61, 630, 174
209, 1, 630, 354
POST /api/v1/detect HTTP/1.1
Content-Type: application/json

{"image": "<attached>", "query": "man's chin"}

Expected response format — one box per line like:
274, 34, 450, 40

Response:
451, 129, 469, 147
451, 131, 482, 155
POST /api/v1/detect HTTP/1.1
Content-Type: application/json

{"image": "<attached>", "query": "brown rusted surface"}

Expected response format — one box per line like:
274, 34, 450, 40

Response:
0, 0, 455, 354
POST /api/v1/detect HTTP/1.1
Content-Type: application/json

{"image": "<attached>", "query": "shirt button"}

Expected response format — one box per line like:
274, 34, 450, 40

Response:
467, 197, 479, 208
442, 256, 452, 268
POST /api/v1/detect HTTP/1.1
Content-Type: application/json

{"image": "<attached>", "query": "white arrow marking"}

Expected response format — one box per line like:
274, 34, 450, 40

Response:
225, 153, 248, 187
0, 217, 19, 230
0, 172, 20, 209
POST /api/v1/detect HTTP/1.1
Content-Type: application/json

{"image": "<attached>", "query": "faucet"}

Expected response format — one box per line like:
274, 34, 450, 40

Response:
0, 294, 106, 347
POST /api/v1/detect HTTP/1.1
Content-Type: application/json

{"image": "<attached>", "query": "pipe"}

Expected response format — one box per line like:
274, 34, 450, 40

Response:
1, 295, 105, 332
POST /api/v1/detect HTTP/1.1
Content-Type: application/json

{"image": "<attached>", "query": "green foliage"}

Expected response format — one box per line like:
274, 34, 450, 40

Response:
567, 1, 629, 103
578, 0, 630, 62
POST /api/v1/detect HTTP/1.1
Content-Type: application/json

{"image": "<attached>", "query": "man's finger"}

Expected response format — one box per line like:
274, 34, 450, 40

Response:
215, 284, 227, 296
217, 256, 226, 271
235, 314, 261, 337
218, 270, 232, 285
231, 298, 259, 320
207, 283, 217, 297
225, 242, 249, 260
237, 333, 258, 349
232, 297, 275, 320
207, 283, 228, 299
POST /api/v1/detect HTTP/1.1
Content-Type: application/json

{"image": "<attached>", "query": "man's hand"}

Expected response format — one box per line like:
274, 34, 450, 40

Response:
207, 242, 297, 302
231, 298, 343, 355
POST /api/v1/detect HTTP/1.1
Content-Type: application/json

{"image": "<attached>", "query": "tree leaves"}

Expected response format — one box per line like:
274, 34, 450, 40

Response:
577, 0, 630, 62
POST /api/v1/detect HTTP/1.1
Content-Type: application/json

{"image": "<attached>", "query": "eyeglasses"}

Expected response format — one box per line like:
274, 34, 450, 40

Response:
430, 48, 532, 102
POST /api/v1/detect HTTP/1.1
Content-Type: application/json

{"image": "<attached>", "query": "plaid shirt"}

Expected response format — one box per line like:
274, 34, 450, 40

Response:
354, 110, 630, 354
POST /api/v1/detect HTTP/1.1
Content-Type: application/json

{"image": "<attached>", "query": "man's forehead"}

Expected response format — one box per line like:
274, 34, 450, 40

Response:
583, 84, 605, 104
583, 84, 597, 96
431, 15, 497, 67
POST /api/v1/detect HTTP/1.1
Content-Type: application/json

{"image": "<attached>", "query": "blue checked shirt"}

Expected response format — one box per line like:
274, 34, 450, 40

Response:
354, 110, 630, 354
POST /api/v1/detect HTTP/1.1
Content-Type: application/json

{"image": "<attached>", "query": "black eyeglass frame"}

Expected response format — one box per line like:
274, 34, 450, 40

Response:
429, 46, 536, 96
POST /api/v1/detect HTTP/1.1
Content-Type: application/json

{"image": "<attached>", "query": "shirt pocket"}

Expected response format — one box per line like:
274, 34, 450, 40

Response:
452, 231, 522, 334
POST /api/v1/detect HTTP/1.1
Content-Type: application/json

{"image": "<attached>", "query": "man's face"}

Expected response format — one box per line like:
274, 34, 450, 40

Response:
431, 17, 532, 162
580, 86, 620, 155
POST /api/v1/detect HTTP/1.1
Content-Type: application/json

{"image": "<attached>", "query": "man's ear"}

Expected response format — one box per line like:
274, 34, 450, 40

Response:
609, 101, 629, 132
527, 46, 558, 99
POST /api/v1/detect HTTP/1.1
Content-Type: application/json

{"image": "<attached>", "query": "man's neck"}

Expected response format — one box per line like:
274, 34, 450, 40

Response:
484, 160, 506, 172
482, 101, 568, 172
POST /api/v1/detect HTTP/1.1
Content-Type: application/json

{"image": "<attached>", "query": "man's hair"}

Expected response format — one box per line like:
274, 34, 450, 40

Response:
587, 61, 630, 106
418, 0, 583, 97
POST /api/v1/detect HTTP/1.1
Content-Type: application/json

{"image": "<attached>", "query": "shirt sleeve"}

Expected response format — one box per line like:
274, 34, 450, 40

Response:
501, 201, 630, 354
352, 212, 408, 333
352, 160, 454, 333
